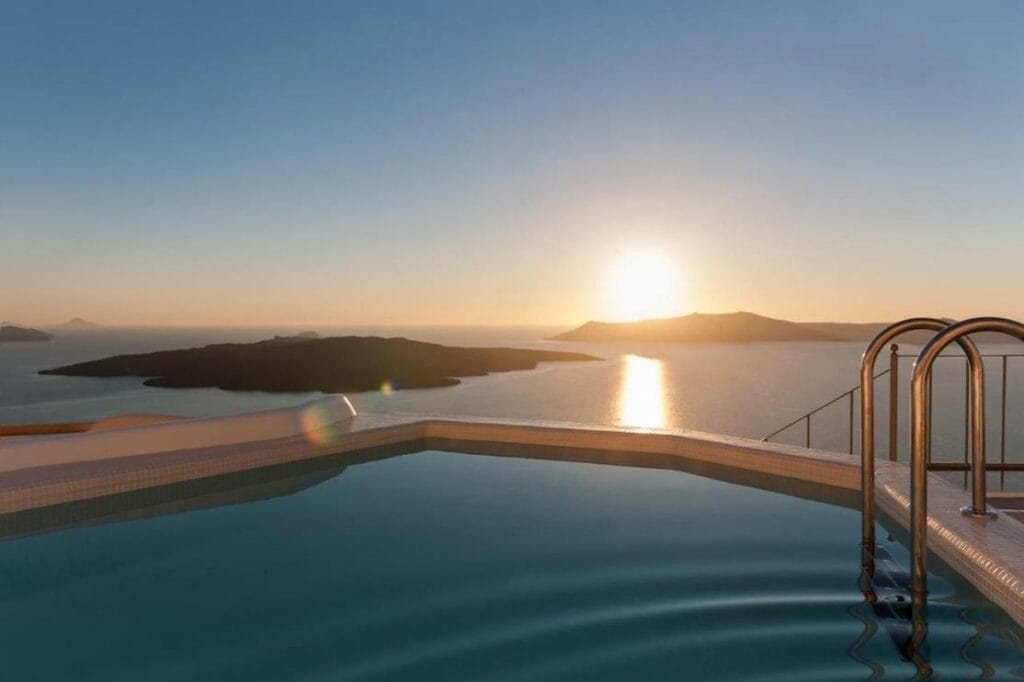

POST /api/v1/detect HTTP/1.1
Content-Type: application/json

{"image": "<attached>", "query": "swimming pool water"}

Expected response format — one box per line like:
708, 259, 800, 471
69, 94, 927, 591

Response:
0, 450, 1021, 680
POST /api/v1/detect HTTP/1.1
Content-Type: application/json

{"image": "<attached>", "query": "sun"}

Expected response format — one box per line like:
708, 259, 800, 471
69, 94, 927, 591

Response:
605, 250, 682, 321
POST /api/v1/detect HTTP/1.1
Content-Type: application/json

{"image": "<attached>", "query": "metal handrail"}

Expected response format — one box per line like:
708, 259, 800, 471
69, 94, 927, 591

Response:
857, 318, 985, 591
908, 318, 1024, 610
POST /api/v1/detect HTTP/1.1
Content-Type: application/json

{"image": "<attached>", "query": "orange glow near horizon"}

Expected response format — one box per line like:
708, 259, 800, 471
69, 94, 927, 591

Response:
617, 354, 667, 429
604, 250, 683, 322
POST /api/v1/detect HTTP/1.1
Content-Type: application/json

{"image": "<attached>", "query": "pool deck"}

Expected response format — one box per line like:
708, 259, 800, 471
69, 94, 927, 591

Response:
1, 405, 1023, 628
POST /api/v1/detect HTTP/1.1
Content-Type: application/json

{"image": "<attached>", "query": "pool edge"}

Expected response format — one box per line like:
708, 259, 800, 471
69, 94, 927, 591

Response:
1, 411, 1023, 628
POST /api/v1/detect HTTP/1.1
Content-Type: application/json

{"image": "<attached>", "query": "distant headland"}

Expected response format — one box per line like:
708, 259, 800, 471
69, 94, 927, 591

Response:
551, 312, 985, 343
56, 317, 101, 331
0, 325, 53, 342
40, 335, 600, 393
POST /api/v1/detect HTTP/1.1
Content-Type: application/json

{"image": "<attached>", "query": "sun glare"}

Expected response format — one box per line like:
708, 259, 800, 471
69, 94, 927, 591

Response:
605, 250, 682, 321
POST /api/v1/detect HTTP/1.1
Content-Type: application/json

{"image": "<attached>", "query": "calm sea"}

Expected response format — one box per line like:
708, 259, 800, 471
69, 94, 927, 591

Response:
1, 326, 1021, 484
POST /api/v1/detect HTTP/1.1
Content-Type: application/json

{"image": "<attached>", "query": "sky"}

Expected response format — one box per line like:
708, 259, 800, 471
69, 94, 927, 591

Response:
2, 1, 1022, 326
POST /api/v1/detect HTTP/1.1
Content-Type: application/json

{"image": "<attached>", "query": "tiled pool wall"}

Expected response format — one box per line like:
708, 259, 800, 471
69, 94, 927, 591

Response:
1, 411, 1023, 627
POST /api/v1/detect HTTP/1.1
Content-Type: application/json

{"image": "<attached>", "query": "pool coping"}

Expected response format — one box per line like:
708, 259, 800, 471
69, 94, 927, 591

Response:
1, 411, 1023, 627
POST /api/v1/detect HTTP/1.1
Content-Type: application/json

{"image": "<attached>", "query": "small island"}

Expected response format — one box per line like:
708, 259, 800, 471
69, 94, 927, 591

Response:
57, 317, 101, 331
0, 325, 53, 342
40, 335, 600, 393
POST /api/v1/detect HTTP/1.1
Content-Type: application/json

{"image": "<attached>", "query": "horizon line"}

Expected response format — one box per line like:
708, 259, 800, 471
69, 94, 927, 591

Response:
3, 311, 957, 330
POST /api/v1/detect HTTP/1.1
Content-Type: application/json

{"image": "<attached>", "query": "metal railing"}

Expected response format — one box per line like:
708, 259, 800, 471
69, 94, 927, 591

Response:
763, 348, 1022, 478
856, 317, 985, 610
763, 369, 890, 453
896, 350, 1023, 486
905, 317, 1024, 661
838, 316, 1024, 669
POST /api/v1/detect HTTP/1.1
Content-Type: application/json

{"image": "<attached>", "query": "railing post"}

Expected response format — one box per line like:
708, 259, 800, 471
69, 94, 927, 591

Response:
927, 375, 934, 466
848, 390, 854, 454
964, 360, 970, 487
805, 415, 811, 448
1001, 355, 1008, 490
968, 353, 987, 515
889, 344, 898, 461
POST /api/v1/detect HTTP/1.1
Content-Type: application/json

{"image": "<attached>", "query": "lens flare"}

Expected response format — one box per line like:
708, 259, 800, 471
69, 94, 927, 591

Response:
299, 395, 356, 446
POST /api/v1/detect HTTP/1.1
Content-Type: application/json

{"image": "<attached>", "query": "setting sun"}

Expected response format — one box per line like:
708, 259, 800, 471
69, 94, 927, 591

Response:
605, 250, 683, 322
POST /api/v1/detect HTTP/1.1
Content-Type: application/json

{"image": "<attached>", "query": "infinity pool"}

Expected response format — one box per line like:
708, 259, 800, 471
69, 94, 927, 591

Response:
0, 450, 1022, 680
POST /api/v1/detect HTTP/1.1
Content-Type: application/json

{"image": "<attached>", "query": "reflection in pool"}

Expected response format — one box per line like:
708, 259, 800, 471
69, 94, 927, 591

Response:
0, 449, 1021, 680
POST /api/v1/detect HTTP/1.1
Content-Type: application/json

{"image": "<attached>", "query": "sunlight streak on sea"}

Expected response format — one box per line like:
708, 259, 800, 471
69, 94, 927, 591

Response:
617, 354, 667, 429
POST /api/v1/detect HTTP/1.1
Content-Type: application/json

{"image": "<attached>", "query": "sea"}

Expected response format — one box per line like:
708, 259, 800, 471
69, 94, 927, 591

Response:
1, 325, 1021, 488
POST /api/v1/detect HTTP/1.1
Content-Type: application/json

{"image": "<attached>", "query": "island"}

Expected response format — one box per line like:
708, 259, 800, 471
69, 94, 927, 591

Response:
552, 312, 1010, 343
40, 336, 600, 393
552, 312, 838, 342
0, 325, 53, 342
56, 317, 101, 331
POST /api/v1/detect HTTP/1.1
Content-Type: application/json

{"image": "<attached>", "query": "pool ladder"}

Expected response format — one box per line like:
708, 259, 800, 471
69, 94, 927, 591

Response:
860, 316, 1024, 666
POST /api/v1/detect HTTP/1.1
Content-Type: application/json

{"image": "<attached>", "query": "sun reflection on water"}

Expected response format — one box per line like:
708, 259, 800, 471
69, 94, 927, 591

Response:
617, 354, 667, 428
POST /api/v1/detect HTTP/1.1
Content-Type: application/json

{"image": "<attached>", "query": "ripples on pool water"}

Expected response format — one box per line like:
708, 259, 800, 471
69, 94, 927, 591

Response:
0, 451, 1022, 680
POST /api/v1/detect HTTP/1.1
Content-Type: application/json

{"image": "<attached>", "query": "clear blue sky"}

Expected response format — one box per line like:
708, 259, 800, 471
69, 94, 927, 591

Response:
2, 1, 1022, 325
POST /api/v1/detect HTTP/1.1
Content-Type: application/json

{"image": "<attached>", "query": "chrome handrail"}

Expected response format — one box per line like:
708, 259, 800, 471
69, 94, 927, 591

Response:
907, 317, 1024, 658
859, 318, 984, 582
909, 321, 1024, 565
